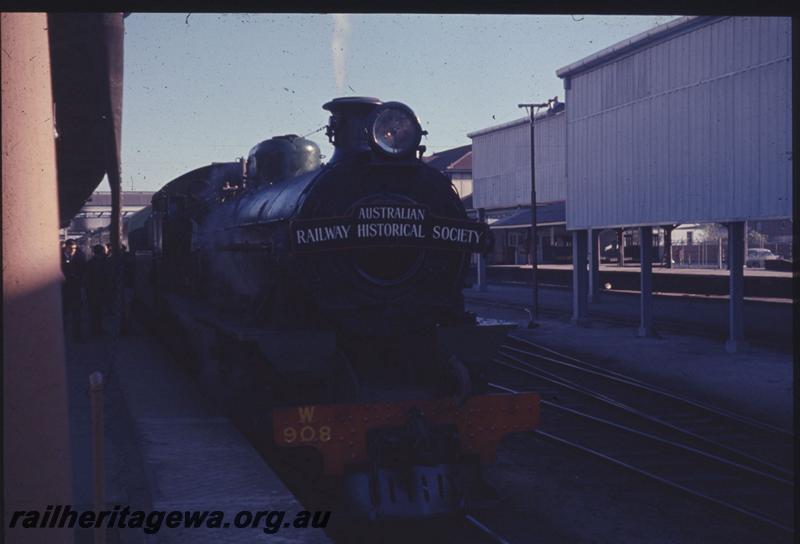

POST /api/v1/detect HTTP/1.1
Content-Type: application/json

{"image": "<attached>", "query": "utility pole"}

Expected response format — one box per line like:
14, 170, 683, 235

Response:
518, 97, 557, 327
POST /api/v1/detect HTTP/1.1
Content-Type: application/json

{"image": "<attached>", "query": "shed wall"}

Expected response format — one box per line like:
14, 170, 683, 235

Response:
564, 16, 792, 230
471, 111, 566, 210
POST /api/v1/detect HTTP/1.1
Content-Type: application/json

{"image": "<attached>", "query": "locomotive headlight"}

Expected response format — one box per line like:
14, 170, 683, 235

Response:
368, 102, 422, 157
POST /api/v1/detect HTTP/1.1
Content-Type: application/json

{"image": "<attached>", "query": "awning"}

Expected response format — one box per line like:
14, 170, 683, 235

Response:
490, 201, 566, 229
49, 13, 125, 227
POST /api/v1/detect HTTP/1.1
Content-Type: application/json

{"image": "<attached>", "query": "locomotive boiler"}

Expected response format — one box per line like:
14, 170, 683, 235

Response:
130, 97, 539, 520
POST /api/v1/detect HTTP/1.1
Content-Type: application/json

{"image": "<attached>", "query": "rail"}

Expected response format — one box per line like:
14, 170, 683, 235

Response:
487, 339, 795, 535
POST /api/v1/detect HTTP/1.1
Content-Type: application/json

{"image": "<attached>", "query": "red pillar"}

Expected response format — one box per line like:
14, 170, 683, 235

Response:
2, 13, 73, 543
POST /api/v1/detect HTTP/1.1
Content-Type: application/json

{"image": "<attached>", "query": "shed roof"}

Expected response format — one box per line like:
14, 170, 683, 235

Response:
556, 16, 719, 79
467, 105, 565, 139
468, 117, 528, 138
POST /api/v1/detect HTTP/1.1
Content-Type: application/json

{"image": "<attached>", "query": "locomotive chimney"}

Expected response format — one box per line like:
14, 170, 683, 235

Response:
323, 96, 382, 163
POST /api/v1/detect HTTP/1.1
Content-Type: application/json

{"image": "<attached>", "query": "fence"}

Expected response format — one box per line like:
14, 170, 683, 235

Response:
672, 241, 792, 269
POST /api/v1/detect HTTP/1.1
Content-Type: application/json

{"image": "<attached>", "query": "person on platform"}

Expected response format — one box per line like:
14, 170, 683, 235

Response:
120, 243, 135, 332
61, 239, 86, 339
102, 242, 116, 316
85, 244, 110, 335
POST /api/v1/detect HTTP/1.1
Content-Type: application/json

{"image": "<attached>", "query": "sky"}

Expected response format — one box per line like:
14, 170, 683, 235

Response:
120, 13, 682, 192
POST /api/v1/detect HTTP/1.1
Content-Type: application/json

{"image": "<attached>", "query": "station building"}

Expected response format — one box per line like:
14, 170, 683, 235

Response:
422, 144, 473, 199
61, 190, 154, 249
468, 102, 572, 265
445, 150, 473, 201
468, 16, 792, 351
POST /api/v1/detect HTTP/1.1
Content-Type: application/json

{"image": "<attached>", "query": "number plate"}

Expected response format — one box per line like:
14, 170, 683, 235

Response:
272, 393, 540, 475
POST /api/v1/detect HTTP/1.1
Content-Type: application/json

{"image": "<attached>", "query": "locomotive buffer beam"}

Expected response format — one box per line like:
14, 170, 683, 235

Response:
272, 393, 540, 519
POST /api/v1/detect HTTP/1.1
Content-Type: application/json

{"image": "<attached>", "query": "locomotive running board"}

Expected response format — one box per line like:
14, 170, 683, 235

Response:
196, 312, 337, 375
272, 392, 540, 476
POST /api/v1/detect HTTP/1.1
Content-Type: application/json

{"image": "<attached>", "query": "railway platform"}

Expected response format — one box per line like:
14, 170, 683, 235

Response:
482, 263, 792, 299
465, 280, 793, 348
64, 322, 329, 543
465, 284, 793, 430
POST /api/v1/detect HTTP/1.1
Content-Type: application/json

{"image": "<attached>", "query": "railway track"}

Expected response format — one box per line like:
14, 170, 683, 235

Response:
489, 335, 795, 535
463, 514, 511, 543
501, 334, 794, 473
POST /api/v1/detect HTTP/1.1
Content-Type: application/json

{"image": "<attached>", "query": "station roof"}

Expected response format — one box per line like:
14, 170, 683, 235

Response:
446, 151, 472, 173
82, 192, 155, 207
49, 13, 125, 227
423, 144, 471, 172
489, 201, 566, 229
556, 16, 717, 79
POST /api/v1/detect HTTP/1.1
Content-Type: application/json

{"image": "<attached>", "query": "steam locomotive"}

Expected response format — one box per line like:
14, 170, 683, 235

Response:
128, 97, 539, 519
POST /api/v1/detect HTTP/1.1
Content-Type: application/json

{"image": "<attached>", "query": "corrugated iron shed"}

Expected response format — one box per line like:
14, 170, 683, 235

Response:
558, 16, 792, 230
469, 109, 567, 210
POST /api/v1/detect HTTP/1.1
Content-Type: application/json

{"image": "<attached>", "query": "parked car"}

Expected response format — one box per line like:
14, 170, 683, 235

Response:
746, 248, 780, 268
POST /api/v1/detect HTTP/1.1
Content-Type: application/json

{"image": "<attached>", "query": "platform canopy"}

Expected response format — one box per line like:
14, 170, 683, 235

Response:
49, 13, 125, 227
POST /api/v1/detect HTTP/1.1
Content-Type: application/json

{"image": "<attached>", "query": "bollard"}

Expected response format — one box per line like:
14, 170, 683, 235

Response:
89, 371, 105, 544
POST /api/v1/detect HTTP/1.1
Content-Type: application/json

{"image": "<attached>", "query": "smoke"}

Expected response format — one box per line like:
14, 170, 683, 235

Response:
331, 14, 350, 93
